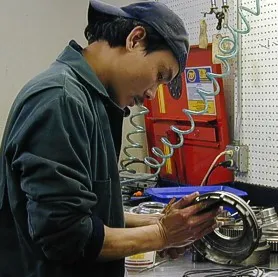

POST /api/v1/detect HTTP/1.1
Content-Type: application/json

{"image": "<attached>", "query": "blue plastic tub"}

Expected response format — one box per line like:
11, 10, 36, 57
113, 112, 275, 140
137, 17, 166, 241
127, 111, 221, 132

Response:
145, 186, 247, 204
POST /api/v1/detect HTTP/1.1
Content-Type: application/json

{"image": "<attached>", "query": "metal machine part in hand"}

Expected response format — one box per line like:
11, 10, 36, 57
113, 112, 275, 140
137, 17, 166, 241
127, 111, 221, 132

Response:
240, 236, 270, 266
219, 224, 243, 238
192, 191, 261, 265
218, 209, 270, 266
218, 206, 264, 239
219, 205, 278, 256
252, 206, 265, 225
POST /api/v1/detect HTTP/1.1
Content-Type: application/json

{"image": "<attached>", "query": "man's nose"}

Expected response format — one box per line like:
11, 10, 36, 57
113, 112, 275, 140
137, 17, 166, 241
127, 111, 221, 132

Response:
145, 86, 158, 100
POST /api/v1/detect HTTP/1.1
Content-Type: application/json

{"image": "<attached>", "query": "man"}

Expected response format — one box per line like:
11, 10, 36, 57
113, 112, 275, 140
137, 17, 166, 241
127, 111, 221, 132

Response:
0, 1, 221, 277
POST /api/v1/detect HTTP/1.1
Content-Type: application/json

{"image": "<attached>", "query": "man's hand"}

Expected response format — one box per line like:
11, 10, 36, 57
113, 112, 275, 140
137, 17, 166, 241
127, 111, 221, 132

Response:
156, 192, 221, 249
98, 192, 221, 261
124, 212, 162, 228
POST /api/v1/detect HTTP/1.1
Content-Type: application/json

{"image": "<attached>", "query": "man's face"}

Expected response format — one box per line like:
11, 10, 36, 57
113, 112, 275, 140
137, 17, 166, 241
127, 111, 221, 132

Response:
109, 27, 179, 108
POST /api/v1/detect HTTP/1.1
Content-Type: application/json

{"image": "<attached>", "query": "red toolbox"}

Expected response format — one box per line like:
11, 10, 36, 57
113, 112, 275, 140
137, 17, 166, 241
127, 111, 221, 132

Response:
144, 45, 233, 185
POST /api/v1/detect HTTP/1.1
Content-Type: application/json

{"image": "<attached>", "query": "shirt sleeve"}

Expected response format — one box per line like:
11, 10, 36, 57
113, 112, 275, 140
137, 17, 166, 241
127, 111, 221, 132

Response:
9, 91, 105, 263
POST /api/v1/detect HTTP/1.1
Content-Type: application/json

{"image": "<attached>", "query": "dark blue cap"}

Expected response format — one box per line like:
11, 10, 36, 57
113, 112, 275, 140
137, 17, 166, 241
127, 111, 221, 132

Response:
88, 0, 190, 75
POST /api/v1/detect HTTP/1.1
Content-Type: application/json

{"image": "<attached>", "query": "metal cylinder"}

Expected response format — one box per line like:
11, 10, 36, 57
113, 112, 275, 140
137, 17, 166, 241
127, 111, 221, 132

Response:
261, 207, 278, 228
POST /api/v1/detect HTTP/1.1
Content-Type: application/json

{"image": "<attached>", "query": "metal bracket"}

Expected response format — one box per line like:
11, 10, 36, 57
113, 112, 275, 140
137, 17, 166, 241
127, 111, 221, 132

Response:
225, 144, 249, 173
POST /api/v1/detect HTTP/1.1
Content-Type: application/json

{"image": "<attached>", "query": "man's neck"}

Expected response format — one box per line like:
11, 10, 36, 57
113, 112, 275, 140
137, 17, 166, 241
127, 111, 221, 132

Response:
82, 41, 117, 89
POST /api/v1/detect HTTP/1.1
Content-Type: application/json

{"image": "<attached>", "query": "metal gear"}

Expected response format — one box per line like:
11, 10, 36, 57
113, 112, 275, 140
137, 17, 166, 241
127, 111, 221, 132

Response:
192, 191, 261, 265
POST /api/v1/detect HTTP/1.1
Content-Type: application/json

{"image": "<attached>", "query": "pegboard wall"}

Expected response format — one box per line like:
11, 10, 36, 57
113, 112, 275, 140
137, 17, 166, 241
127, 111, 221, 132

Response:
159, 0, 278, 188
159, 0, 232, 45
236, 0, 278, 187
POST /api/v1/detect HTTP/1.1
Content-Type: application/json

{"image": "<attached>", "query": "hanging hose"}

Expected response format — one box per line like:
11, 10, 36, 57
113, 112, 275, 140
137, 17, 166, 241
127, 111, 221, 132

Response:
120, 0, 261, 185
119, 105, 149, 174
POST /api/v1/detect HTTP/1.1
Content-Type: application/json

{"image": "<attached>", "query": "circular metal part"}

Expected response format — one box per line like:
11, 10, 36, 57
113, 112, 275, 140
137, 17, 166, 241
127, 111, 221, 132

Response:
137, 201, 166, 214
240, 237, 271, 266
219, 224, 271, 265
218, 225, 243, 239
167, 74, 182, 100
251, 206, 264, 225
216, 210, 236, 226
192, 191, 261, 265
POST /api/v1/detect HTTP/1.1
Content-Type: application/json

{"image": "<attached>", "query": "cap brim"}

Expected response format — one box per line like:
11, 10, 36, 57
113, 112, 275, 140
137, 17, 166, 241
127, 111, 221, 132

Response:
89, 0, 132, 19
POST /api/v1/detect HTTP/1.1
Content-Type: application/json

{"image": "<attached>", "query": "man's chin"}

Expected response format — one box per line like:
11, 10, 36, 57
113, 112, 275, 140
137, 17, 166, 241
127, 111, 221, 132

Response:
134, 97, 144, 106
127, 98, 135, 107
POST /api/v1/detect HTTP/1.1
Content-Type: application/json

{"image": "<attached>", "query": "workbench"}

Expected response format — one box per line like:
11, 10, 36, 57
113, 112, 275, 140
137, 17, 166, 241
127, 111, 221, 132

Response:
126, 252, 278, 277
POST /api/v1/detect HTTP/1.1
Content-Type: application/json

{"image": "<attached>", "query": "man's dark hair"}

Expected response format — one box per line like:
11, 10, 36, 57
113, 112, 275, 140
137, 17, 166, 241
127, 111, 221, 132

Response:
84, 12, 171, 55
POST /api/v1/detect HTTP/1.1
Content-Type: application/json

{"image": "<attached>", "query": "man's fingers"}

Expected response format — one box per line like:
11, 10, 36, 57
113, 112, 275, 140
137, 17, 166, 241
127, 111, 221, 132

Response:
171, 240, 194, 248
181, 203, 222, 223
192, 219, 217, 240
172, 192, 199, 209
195, 223, 217, 241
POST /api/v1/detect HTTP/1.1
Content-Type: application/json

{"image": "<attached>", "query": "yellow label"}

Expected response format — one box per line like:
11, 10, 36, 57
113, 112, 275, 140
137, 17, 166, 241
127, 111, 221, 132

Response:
129, 253, 145, 260
198, 68, 210, 81
188, 100, 216, 115
163, 144, 173, 174
157, 85, 166, 114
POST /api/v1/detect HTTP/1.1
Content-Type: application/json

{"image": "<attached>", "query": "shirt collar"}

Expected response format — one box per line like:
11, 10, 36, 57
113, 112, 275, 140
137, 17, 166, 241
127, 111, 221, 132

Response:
56, 40, 130, 117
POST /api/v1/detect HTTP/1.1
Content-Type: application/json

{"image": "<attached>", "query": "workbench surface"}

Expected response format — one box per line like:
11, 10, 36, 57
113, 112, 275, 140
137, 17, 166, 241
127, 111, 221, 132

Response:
126, 252, 278, 277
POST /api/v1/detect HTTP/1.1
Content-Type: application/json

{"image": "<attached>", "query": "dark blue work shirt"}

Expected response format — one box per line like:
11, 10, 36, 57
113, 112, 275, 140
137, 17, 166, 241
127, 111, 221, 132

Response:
0, 40, 127, 277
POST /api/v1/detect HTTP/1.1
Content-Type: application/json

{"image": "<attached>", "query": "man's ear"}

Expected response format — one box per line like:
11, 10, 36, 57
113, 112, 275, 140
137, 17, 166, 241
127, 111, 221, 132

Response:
126, 26, 147, 52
